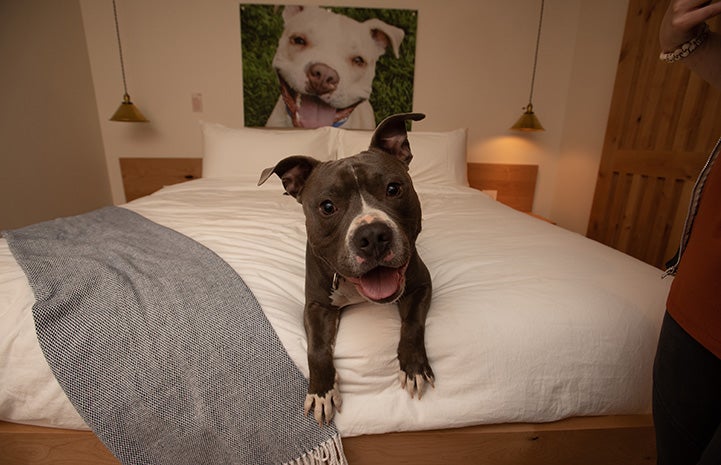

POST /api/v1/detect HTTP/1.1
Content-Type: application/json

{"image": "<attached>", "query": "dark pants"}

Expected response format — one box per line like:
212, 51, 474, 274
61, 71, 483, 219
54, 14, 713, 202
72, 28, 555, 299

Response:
653, 312, 721, 465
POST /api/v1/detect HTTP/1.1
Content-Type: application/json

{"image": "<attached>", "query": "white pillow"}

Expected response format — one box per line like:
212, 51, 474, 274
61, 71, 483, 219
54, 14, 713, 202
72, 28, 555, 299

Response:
201, 122, 338, 179
336, 128, 468, 186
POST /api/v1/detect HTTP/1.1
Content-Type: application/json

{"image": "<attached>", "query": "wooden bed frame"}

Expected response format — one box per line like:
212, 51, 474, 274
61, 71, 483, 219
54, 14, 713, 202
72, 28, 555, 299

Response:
0, 160, 656, 463
0, 415, 655, 464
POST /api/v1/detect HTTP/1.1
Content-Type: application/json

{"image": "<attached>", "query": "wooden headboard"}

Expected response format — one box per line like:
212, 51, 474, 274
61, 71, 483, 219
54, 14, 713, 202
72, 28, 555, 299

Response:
466, 163, 538, 212
120, 158, 203, 202
120, 158, 539, 212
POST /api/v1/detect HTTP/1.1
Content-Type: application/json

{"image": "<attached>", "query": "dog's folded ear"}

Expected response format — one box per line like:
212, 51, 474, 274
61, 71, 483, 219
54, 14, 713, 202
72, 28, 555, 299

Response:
258, 155, 320, 200
369, 112, 425, 166
365, 18, 405, 58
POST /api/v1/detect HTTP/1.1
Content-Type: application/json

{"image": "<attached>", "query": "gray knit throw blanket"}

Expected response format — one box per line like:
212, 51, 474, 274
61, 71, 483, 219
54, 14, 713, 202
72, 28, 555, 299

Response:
4, 206, 347, 465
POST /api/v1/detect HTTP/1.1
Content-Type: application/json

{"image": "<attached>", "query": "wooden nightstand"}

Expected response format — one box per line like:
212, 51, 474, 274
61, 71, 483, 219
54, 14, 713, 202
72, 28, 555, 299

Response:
466, 163, 555, 224
525, 212, 556, 224
467, 163, 537, 211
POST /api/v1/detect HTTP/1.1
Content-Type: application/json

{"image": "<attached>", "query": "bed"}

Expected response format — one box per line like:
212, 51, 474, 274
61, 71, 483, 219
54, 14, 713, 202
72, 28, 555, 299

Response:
0, 122, 669, 464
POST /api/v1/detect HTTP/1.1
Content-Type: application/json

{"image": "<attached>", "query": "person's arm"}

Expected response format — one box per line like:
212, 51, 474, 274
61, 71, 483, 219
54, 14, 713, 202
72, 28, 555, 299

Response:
660, 0, 721, 88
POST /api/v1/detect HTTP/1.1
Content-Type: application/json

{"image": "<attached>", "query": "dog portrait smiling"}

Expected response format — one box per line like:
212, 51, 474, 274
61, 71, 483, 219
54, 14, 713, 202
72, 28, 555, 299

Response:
240, 4, 417, 129
259, 113, 434, 425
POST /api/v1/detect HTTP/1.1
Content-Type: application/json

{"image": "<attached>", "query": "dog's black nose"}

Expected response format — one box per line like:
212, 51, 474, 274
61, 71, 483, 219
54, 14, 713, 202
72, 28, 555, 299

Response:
306, 63, 339, 95
354, 222, 393, 260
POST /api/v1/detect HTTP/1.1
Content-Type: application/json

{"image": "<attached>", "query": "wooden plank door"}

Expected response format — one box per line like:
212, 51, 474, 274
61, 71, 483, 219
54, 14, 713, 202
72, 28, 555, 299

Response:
587, 0, 721, 269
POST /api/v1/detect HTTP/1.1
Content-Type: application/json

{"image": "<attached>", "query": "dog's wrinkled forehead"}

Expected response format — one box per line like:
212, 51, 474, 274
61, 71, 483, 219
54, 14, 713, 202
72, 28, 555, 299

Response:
305, 160, 357, 196
347, 151, 409, 182
305, 153, 408, 199
279, 6, 402, 60
284, 6, 358, 36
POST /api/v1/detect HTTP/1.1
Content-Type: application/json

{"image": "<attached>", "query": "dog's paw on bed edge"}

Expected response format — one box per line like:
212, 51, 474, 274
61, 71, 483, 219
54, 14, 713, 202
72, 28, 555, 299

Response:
304, 387, 342, 426
399, 369, 435, 399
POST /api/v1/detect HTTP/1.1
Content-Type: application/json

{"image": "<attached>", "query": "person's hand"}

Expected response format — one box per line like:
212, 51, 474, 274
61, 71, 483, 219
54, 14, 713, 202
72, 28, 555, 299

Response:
660, 0, 721, 52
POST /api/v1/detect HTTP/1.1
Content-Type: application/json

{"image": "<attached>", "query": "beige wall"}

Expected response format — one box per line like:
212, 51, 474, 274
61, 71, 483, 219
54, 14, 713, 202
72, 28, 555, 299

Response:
0, 0, 112, 231
78, 0, 628, 234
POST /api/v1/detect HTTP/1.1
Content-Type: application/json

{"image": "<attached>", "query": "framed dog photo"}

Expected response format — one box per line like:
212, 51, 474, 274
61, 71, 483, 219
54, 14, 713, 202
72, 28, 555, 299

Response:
240, 4, 417, 129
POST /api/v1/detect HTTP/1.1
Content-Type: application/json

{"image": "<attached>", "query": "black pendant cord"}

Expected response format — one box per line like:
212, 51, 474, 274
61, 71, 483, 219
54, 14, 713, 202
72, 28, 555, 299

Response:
112, 0, 129, 97
527, 0, 544, 107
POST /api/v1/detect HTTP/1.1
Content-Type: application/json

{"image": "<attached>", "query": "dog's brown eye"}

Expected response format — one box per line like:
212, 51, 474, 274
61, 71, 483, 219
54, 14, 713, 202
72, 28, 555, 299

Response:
352, 56, 366, 67
290, 35, 307, 46
386, 183, 402, 198
319, 200, 337, 216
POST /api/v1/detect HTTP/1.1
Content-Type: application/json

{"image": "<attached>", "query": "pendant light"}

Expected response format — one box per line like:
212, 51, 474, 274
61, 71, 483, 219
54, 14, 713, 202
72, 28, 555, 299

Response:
511, 0, 545, 132
109, 0, 148, 122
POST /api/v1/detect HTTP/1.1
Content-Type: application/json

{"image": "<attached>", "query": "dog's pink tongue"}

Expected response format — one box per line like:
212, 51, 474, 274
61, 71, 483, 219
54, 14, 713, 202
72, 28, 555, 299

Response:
298, 95, 336, 128
359, 267, 400, 301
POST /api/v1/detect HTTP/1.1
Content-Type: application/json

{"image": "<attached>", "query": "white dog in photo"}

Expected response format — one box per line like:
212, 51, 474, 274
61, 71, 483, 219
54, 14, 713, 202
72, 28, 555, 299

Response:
266, 5, 405, 129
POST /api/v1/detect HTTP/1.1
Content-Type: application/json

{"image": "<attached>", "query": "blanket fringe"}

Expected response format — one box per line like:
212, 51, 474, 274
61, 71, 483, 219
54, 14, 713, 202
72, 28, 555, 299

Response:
283, 434, 347, 465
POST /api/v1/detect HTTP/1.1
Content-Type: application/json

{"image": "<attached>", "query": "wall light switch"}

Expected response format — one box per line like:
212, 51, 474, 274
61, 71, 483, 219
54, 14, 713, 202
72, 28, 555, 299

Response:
191, 93, 203, 113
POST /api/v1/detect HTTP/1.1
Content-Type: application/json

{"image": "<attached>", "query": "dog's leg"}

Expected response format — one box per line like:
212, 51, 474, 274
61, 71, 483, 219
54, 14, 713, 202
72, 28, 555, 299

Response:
303, 301, 342, 426
397, 255, 434, 399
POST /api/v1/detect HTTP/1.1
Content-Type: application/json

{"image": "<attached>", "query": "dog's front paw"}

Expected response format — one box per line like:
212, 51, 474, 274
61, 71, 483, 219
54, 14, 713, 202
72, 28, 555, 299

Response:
304, 387, 342, 426
398, 365, 435, 399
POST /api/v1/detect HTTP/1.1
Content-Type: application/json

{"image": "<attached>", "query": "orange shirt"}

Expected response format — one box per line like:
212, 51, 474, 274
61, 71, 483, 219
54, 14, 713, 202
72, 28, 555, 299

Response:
667, 153, 721, 360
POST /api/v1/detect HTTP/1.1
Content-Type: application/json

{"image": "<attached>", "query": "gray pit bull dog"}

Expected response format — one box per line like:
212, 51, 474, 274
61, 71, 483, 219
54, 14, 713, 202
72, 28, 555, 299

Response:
258, 113, 434, 426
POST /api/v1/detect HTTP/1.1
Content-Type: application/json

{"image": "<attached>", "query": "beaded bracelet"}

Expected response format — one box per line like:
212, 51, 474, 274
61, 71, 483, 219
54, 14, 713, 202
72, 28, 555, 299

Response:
660, 23, 710, 63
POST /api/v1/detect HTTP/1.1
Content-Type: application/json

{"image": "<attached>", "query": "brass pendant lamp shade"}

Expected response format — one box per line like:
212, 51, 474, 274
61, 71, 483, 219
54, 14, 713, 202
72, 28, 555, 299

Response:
110, 0, 148, 122
111, 93, 148, 122
511, 0, 545, 132
511, 103, 544, 132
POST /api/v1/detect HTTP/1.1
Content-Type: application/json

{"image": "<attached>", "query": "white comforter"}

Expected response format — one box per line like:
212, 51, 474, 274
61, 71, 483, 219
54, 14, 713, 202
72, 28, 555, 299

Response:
0, 177, 671, 437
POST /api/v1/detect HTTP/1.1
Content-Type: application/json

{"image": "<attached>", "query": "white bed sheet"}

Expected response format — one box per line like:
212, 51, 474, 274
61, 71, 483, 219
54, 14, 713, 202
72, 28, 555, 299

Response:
0, 177, 671, 437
